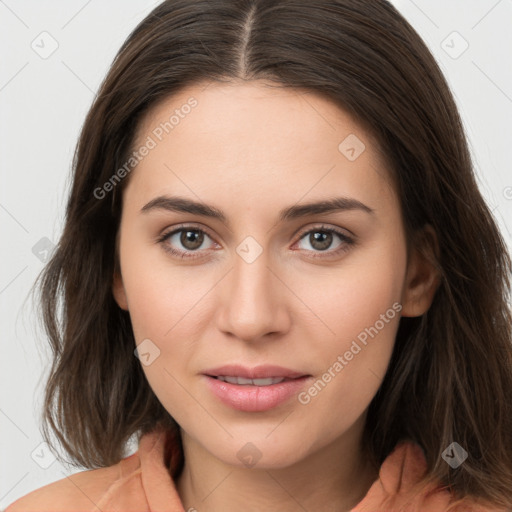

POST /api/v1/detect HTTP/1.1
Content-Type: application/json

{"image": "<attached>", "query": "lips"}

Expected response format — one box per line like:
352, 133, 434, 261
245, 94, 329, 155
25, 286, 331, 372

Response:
202, 364, 312, 412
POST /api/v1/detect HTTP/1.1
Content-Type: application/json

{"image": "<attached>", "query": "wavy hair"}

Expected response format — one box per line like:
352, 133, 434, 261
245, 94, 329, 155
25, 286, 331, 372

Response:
33, 0, 512, 508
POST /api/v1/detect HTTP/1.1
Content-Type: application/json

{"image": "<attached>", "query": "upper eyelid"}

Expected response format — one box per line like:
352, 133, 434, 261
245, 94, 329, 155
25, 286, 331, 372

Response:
161, 223, 219, 243
293, 224, 354, 240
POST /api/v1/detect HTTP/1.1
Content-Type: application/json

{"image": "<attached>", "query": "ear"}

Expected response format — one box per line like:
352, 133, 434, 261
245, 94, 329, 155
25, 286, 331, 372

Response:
112, 269, 129, 311
401, 224, 441, 317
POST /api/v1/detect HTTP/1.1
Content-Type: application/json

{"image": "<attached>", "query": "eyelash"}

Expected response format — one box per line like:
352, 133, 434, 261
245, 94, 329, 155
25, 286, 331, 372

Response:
156, 223, 355, 260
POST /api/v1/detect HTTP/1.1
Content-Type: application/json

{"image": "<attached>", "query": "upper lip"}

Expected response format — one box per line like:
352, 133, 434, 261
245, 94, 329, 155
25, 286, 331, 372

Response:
203, 364, 309, 379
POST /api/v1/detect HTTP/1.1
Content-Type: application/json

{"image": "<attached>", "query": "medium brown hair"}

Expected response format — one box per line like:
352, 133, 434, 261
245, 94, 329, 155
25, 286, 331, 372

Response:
34, 0, 512, 507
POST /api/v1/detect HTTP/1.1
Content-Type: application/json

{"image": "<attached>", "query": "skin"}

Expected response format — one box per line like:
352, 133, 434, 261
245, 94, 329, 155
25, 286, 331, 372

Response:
112, 80, 439, 512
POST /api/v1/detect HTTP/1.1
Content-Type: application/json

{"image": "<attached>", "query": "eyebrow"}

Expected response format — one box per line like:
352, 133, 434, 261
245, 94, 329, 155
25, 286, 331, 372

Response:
140, 195, 375, 227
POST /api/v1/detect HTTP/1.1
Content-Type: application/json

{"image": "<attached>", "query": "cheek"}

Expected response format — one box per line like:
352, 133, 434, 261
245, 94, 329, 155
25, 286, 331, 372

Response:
119, 247, 208, 419
118, 230, 209, 342
292, 235, 406, 343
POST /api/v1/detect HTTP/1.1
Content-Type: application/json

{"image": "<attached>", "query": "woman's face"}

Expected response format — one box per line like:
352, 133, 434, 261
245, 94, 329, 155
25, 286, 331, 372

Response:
113, 80, 433, 469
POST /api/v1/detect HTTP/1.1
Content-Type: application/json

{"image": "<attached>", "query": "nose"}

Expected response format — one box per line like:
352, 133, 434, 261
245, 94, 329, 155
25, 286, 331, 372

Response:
215, 250, 291, 343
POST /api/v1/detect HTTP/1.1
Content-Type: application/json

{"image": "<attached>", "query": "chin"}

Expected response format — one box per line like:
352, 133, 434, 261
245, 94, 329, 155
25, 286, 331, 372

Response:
199, 432, 312, 470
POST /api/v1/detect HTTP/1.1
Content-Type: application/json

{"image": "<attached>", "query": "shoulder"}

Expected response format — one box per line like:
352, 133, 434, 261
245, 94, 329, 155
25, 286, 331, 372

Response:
355, 441, 508, 512
4, 456, 133, 512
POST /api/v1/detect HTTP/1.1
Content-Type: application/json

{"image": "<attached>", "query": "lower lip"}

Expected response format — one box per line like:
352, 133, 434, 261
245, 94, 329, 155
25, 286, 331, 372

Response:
203, 375, 311, 412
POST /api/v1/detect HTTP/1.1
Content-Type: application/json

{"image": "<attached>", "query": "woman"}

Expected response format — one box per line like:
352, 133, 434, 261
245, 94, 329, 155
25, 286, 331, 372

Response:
7, 0, 512, 510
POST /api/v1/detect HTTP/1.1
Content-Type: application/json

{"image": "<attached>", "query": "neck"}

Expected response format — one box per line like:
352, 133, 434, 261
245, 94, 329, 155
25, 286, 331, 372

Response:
175, 416, 378, 512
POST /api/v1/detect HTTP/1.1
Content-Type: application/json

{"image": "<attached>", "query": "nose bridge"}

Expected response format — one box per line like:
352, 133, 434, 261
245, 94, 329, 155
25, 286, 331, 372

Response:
217, 244, 289, 341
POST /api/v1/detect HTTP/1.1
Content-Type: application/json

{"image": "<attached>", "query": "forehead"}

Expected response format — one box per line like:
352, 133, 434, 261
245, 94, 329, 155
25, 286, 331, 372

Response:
125, 80, 395, 214
134, 79, 383, 155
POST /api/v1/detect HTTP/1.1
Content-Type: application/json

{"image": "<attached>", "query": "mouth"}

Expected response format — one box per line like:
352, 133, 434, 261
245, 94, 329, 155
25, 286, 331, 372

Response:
202, 364, 312, 412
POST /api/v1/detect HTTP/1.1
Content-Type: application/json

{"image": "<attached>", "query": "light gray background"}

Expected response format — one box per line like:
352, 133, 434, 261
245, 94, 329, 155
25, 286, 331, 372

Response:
1, 0, 511, 508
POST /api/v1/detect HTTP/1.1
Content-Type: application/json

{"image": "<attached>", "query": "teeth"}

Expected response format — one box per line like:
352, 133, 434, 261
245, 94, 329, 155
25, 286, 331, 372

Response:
216, 376, 286, 386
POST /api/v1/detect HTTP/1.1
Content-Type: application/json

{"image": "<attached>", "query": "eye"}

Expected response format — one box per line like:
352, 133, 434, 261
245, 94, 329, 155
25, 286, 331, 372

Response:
157, 225, 217, 259
294, 225, 354, 258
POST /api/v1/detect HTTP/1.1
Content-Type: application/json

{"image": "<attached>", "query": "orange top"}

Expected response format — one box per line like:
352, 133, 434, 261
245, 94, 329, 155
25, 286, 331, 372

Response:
5, 425, 505, 512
